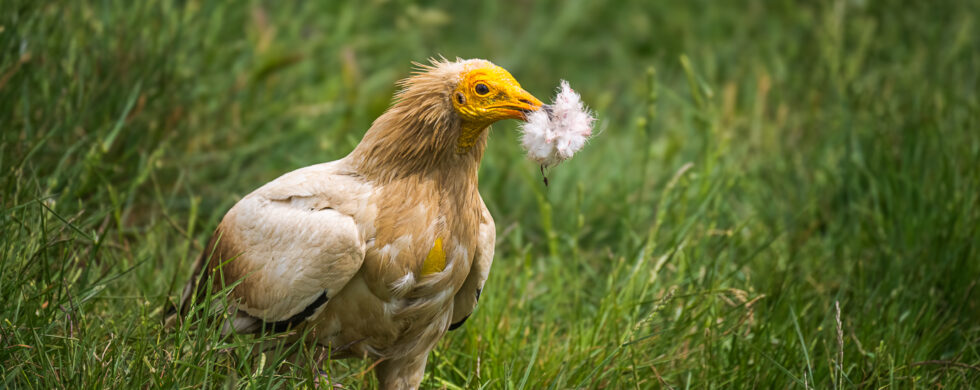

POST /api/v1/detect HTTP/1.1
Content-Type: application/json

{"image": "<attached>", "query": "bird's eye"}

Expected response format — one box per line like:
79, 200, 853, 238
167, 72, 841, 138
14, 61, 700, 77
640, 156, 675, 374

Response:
475, 83, 490, 95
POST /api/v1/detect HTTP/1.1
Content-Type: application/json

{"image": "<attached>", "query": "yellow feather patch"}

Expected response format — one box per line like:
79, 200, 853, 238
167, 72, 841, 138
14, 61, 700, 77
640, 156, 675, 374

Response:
421, 238, 446, 275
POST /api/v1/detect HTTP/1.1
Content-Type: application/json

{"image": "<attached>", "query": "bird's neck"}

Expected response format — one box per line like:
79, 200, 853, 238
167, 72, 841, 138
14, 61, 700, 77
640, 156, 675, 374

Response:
348, 105, 487, 187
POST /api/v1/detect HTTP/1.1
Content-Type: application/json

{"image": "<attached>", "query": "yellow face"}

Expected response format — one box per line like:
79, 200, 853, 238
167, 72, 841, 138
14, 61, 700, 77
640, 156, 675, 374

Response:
452, 63, 543, 150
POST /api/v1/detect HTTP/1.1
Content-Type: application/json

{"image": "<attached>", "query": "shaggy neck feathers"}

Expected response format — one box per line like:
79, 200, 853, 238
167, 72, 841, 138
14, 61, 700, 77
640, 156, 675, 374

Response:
349, 60, 487, 185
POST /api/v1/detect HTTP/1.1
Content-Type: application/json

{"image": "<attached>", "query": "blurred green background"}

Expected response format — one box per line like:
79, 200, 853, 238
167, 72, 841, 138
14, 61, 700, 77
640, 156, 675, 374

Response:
2, 0, 978, 388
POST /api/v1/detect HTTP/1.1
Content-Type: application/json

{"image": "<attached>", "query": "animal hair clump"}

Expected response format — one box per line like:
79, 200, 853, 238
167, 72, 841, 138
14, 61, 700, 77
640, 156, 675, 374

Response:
519, 80, 595, 168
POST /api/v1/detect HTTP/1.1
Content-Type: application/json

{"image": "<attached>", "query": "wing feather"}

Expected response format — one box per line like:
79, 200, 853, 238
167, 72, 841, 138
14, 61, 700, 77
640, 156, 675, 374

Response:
218, 195, 364, 322
177, 162, 370, 327
450, 199, 495, 329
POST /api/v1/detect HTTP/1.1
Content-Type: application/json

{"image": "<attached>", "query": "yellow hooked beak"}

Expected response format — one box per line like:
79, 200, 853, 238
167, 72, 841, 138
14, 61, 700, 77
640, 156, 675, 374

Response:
492, 86, 544, 121
452, 60, 547, 151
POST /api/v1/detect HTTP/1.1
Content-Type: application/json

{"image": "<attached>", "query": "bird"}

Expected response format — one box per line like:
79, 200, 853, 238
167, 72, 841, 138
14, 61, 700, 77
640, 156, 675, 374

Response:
168, 58, 543, 389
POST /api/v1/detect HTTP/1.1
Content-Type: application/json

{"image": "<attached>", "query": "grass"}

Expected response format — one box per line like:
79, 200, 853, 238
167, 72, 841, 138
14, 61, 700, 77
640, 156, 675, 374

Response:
2, 0, 979, 388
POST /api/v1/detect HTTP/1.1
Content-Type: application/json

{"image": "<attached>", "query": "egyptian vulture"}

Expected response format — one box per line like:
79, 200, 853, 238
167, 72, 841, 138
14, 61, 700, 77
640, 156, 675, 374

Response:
169, 58, 543, 389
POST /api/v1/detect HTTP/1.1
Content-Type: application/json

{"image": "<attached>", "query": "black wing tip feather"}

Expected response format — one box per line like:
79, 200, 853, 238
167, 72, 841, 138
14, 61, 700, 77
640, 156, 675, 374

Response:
448, 314, 470, 331
449, 288, 482, 331
266, 290, 330, 333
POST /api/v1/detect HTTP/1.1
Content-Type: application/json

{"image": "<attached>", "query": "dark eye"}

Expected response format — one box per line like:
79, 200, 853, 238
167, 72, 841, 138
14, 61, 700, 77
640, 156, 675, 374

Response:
475, 83, 490, 95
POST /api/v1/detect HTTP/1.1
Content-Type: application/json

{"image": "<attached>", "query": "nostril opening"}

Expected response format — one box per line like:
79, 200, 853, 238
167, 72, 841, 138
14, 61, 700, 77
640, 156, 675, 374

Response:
518, 99, 533, 105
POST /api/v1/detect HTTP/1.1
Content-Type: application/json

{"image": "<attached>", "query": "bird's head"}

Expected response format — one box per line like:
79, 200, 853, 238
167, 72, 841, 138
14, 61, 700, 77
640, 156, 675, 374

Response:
449, 61, 544, 150
353, 58, 543, 181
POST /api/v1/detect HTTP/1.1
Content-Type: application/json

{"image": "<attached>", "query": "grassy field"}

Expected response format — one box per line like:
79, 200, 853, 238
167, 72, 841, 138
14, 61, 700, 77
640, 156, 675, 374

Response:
2, 0, 979, 388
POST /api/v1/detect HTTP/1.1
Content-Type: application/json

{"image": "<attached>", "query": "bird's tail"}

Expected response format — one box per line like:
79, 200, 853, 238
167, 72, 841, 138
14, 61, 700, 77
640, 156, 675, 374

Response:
162, 231, 219, 329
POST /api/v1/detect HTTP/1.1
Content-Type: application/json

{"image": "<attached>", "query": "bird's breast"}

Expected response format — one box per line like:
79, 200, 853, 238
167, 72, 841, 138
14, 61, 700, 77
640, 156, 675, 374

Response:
316, 215, 477, 359
359, 180, 482, 300
364, 218, 477, 300
308, 177, 483, 357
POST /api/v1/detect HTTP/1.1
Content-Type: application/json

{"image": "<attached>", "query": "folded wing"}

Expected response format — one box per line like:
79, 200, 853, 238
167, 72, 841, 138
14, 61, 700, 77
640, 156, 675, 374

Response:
449, 200, 495, 330
176, 163, 368, 330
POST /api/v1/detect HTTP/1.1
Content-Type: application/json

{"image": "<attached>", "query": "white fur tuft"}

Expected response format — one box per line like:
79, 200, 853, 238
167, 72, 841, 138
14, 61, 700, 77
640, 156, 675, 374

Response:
519, 80, 595, 167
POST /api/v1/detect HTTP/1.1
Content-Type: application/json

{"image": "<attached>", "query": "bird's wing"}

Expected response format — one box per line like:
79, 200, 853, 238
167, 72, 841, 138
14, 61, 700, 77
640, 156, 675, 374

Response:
449, 198, 495, 330
181, 162, 369, 327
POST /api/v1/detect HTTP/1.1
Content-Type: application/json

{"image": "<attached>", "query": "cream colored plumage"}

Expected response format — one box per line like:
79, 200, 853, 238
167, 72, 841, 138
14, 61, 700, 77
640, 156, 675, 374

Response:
169, 58, 542, 389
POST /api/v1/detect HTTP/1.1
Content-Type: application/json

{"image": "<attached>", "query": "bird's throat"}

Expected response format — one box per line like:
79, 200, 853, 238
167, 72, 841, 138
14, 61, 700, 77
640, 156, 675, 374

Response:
456, 122, 489, 154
